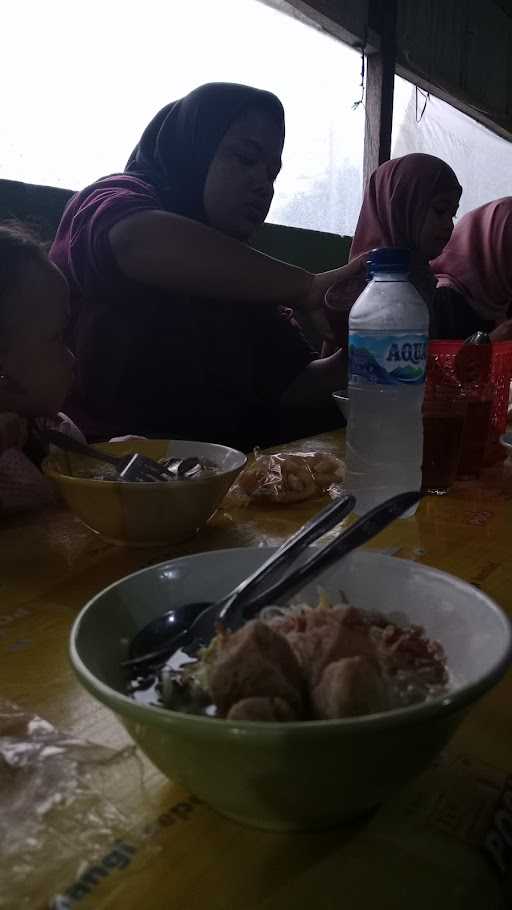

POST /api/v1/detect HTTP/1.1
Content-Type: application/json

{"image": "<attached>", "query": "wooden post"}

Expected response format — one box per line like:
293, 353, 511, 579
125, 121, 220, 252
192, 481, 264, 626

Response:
363, 0, 397, 188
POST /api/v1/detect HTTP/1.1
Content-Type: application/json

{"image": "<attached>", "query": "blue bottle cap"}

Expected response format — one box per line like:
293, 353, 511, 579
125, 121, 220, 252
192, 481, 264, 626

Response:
367, 248, 411, 276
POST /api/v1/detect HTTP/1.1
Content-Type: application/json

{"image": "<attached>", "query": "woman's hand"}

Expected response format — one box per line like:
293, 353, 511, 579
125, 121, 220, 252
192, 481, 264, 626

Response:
0, 413, 28, 454
316, 253, 368, 354
304, 253, 368, 314
293, 253, 368, 348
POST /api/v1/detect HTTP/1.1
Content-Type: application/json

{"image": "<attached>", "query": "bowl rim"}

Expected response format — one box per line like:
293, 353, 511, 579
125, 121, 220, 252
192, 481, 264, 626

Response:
44, 438, 247, 488
70, 547, 512, 736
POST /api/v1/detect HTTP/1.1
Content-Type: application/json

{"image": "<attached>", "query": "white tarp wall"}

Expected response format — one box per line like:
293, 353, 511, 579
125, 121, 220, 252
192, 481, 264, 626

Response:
392, 76, 512, 218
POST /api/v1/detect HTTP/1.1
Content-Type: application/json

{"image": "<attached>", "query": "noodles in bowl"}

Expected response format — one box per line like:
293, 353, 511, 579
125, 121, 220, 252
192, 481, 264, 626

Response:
128, 594, 450, 722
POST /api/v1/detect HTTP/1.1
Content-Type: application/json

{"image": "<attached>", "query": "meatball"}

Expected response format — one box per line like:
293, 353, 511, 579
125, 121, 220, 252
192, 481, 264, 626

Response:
227, 697, 297, 722
209, 620, 305, 716
311, 656, 390, 719
272, 606, 377, 686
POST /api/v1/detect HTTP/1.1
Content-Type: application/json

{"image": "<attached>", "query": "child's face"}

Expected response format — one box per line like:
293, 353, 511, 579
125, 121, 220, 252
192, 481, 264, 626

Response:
419, 190, 461, 261
1, 260, 75, 417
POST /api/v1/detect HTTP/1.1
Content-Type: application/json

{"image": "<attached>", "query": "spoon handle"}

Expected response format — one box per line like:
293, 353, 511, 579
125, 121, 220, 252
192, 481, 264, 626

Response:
121, 493, 355, 669
216, 492, 355, 623
42, 429, 121, 467
239, 490, 422, 621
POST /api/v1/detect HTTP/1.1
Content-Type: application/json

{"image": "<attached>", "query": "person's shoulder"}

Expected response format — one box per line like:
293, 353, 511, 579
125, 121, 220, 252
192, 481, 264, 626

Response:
73, 173, 161, 209
52, 173, 163, 261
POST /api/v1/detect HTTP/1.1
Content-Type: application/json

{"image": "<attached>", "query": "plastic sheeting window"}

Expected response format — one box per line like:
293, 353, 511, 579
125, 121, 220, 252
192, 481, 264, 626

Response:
392, 75, 512, 219
0, 0, 364, 236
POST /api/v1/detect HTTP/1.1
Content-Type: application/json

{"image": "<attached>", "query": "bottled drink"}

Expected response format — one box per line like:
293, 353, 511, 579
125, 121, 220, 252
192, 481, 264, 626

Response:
345, 248, 429, 515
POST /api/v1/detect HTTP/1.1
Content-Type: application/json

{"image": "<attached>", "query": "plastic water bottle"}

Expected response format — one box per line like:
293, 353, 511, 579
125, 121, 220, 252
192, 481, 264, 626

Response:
345, 248, 429, 515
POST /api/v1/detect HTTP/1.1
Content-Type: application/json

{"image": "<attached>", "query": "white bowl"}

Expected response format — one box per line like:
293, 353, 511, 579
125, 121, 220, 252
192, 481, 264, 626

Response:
70, 548, 511, 830
332, 388, 349, 420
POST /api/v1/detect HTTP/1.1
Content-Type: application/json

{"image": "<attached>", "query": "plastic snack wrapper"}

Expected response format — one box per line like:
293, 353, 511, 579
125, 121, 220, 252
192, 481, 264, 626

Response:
226, 449, 345, 506
0, 700, 159, 910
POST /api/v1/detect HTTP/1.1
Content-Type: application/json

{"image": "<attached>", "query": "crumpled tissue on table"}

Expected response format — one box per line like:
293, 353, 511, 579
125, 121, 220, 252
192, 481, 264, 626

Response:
0, 700, 157, 909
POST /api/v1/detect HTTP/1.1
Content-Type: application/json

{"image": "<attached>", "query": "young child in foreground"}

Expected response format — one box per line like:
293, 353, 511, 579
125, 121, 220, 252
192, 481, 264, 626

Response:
0, 224, 83, 514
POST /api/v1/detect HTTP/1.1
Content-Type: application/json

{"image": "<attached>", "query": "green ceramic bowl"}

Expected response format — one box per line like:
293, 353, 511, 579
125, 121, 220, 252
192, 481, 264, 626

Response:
70, 548, 511, 831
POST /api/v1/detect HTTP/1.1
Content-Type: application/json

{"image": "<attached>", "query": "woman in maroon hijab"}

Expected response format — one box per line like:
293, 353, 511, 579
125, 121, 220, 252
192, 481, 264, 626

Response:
324, 153, 462, 347
432, 197, 512, 340
51, 82, 362, 449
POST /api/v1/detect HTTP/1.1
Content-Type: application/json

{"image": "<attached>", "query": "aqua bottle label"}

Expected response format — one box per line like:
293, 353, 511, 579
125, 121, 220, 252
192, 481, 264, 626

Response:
349, 332, 428, 386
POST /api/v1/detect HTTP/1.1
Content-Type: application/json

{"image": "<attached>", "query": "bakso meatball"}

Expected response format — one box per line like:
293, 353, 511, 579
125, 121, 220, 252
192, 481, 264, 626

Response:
227, 696, 297, 722
209, 620, 305, 716
272, 606, 377, 686
311, 656, 390, 719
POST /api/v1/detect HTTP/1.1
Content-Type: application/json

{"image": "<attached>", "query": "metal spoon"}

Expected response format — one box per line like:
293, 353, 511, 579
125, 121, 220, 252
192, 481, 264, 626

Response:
173, 489, 420, 660
240, 490, 421, 620
43, 428, 171, 482
124, 490, 421, 670
123, 492, 356, 669
161, 457, 203, 480
45, 430, 204, 482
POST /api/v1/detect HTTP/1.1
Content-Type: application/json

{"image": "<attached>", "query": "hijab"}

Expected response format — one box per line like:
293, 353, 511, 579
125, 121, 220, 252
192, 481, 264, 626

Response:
432, 197, 512, 322
324, 154, 461, 344
125, 82, 285, 221
350, 154, 461, 257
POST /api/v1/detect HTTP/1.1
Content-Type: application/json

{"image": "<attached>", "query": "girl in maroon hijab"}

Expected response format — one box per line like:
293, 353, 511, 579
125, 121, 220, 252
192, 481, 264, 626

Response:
325, 153, 462, 346
51, 82, 363, 449
432, 197, 512, 340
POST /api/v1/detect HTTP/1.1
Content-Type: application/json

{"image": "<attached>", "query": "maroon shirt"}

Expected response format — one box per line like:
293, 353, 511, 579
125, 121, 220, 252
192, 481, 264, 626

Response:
51, 175, 315, 448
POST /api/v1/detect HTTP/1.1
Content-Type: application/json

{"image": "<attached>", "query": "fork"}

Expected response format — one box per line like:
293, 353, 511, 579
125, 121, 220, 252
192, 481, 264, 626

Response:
42, 428, 170, 482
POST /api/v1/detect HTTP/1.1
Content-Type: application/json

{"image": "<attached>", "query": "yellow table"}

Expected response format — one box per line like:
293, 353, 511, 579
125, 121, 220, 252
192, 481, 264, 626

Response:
2, 431, 512, 909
